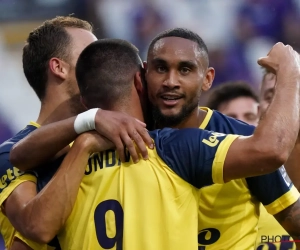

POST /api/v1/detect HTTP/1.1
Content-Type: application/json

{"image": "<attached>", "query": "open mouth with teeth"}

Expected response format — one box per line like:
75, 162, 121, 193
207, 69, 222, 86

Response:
160, 95, 182, 106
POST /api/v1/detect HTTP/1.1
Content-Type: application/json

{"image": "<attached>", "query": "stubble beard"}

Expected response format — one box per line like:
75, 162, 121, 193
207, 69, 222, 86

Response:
152, 99, 198, 128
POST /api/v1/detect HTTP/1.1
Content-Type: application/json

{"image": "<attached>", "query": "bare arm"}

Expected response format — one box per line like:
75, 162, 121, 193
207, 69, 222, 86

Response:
10, 117, 77, 171
274, 199, 300, 248
10, 238, 34, 250
10, 236, 56, 250
10, 109, 154, 171
4, 132, 113, 243
283, 136, 300, 190
223, 43, 300, 182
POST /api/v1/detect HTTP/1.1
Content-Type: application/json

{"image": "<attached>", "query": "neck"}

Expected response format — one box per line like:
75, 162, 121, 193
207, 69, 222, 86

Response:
110, 105, 145, 123
101, 87, 145, 123
156, 108, 207, 129
36, 87, 81, 126
96, 96, 145, 123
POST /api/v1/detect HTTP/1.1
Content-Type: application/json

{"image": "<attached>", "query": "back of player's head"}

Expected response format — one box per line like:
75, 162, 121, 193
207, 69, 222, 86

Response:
23, 16, 93, 100
148, 28, 209, 64
206, 81, 259, 111
76, 38, 142, 109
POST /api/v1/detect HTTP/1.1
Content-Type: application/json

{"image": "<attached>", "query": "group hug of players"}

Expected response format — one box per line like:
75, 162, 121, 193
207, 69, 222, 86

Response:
1, 15, 300, 250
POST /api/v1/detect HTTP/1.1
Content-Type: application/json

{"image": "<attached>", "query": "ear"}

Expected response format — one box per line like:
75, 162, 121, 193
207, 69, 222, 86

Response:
134, 71, 144, 95
202, 67, 215, 92
80, 95, 88, 109
143, 61, 147, 70
49, 58, 70, 81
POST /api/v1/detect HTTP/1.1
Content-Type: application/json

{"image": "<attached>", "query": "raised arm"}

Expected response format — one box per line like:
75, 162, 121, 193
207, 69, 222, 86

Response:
152, 43, 300, 188
10, 109, 154, 171
5, 131, 113, 244
223, 43, 300, 182
273, 199, 300, 249
282, 136, 300, 190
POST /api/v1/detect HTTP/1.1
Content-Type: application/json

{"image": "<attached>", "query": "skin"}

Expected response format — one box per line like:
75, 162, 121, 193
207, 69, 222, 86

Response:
7, 37, 300, 247
146, 37, 215, 128
218, 96, 259, 126
259, 71, 300, 190
36, 28, 97, 126
5, 29, 152, 250
13, 41, 300, 248
259, 72, 276, 116
4, 27, 98, 248
146, 37, 300, 247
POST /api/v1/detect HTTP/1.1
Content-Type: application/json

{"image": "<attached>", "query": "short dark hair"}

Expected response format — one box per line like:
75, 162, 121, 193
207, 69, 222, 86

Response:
23, 16, 93, 100
76, 39, 142, 109
148, 27, 209, 64
206, 81, 259, 111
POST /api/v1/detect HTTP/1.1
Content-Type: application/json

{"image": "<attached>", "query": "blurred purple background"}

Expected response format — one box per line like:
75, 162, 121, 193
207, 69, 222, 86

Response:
0, 0, 299, 248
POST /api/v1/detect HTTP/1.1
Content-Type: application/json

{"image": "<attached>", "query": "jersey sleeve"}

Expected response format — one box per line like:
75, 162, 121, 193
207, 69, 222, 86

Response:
150, 128, 239, 189
246, 166, 300, 215
0, 152, 36, 206
0, 174, 37, 208
14, 232, 49, 250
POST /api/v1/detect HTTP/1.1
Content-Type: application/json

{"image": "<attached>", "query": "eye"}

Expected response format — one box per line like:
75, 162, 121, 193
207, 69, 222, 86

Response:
156, 66, 167, 73
246, 113, 257, 121
180, 67, 191, 74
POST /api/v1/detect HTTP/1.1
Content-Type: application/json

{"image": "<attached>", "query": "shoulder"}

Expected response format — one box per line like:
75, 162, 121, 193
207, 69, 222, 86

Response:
0, 124, 37, 173
0, 125, 38, 198
149, 128, 210, 150
0, 125, 38, 155
149, 128, 237, 188
208, 109, 255, 136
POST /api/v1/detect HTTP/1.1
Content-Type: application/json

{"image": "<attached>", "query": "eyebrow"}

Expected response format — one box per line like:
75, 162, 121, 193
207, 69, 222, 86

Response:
151, 58, 198, 69
151, 58, 167, 65
178, 60, 197, 69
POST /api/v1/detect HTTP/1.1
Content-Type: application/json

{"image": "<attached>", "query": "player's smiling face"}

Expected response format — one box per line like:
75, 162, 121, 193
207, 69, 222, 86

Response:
146, 37, 210, 126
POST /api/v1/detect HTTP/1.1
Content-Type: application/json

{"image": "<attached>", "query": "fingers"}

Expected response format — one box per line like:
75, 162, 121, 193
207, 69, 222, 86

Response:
117, 125, 153, 164
120, 131, 139, 163
135, 119, 146, 127
257, 57, 277, 74
257, 43, 295, 73
114, 138, 126, 163
129, 129, 149, 161
94, 111, 154, 164
257, 56, 269, 67
135, 125, 154, 150
129, 120, 155, 161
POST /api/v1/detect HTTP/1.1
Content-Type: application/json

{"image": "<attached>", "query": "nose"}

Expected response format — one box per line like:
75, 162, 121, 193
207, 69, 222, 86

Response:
163, 70, 180, 89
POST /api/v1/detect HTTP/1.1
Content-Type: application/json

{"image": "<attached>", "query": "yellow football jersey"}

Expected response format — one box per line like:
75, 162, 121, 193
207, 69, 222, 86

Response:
0, 175, 49, 250
48, 128, 237, 250
255, 204, 296, 250
197, 108, 299, 250
0, 122, 49, 250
